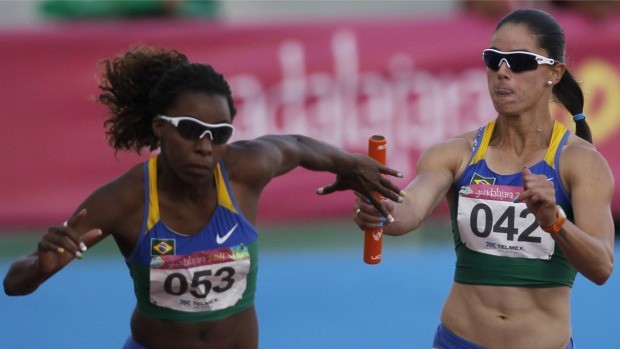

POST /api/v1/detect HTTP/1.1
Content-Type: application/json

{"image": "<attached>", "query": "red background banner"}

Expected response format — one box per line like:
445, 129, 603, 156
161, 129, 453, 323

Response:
1, 12, 619, 228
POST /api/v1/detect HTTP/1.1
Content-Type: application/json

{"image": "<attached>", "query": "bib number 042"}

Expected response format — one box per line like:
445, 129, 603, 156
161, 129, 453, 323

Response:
469, 203, 541, 242
457, 196, 555, 259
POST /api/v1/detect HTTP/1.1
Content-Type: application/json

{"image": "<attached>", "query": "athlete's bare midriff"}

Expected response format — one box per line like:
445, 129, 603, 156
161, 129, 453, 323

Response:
130, 306, 258, 349
441, 283, 571, 349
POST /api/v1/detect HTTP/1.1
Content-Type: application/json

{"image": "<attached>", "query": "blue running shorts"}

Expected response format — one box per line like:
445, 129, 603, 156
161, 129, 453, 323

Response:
432, 324, 575, 349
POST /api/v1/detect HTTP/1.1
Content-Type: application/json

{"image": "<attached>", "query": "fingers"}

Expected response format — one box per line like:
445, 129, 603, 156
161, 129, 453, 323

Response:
515, 167, 555, 205
66, 208, 88, 228
377, 177, 406, 203
520, 167, 533, 192
39, 228, 83, 258
82, 228, 103, 243
354, 200, 388, 230
37, 239, 64, 254
44, 208, 103, 259
379, 165, 404, 179
318, 178, 405, 204
62, 209, 89, 257
374, 166, 406, 200
316, 183, 338, 195
366, 194, 394, 223
354, 196, 393, 228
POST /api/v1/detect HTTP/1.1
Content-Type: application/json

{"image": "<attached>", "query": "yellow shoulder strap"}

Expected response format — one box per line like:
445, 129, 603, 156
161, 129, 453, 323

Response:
214, 163, 237, 213
543, 121, 568, 168
146, 156, 160, 232
470, 120, 496, 165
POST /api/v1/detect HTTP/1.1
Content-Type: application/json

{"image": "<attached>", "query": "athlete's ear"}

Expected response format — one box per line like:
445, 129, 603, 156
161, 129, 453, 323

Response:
549, 62, 565, 86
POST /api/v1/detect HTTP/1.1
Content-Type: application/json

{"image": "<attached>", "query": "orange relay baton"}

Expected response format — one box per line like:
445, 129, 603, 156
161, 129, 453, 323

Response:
364, 135, 387, 265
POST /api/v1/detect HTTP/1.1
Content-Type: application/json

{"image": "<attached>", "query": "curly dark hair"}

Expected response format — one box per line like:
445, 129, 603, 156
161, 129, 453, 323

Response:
97, 45, 237, 154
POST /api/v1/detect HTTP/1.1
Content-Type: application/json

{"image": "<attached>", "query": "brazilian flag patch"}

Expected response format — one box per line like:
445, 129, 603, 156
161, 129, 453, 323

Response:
151, 238, 175, 256
471, 172, 496, 185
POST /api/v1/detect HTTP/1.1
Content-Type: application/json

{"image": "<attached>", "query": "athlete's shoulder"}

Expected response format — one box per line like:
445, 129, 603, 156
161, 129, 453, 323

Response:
223, 138, 279, 190
417, 129, 479, 177
107, 162, 146, 191
224, 137, 274, 166
427, 129, 478, 154
560, 134, 613, 188
562, 133, 596, 152
560, 134, 606, 167
86, 163, 145, 213
75, 162, 146, 245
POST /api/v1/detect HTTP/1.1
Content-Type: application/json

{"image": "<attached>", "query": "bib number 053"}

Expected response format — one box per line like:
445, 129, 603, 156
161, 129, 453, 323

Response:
164, 266, 235, 298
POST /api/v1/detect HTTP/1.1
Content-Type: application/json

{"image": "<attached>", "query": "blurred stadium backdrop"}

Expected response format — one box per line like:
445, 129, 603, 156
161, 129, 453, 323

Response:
1, 1, 619, 348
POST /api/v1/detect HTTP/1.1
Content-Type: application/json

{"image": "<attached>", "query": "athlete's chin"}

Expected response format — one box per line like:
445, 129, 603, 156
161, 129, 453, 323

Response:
492, 103, 522, 117
186, 165, 213, 176
181, 173, 212, 185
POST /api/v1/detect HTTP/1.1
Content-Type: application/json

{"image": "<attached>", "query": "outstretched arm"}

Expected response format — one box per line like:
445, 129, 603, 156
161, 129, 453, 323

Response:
4, 166, 142, 296
228, 134, 405, 219
354, 136, 471, 236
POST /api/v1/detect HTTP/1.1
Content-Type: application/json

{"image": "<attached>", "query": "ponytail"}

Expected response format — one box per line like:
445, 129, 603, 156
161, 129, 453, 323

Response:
552, 69, 592, 143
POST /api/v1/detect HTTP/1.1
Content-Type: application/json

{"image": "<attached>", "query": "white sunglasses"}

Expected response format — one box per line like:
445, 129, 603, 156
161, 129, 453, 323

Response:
483, 48, 556, 72
157, 115, 234, 144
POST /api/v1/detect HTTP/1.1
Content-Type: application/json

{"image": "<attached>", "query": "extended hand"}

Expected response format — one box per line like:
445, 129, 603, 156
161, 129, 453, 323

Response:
37, 209, 102, 274
316, 154, 405, 220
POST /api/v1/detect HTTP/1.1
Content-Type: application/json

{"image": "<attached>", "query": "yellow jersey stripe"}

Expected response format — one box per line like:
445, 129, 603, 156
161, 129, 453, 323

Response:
147, 157, 160, 232
470, 120, 496, 165
544, 121, 567, 168
215, 163, 237, 213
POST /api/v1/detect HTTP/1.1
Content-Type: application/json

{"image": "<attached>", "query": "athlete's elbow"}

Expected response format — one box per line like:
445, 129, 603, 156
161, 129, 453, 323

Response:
591, 274, 611, 286
3, 275, 37, 296
588, 262, 613, 286
3, 278, 18, 296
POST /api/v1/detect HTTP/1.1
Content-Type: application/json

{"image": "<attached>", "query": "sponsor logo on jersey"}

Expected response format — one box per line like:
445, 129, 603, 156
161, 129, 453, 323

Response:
151, 245, 250, 269
460, 184, 522, 202
216, 224, 239, 244
486, 241, 524, 251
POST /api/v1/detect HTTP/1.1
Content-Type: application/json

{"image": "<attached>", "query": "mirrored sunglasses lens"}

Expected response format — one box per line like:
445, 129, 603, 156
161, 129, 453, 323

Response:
483, 51, 501, 71
211, 127, 233, 144
507, 54, 538, 72
176, 120, 206, 140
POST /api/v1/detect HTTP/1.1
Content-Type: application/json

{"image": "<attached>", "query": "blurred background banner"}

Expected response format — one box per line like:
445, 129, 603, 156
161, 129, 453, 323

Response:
1, 10, 619, 228
2, 2, 620, 348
